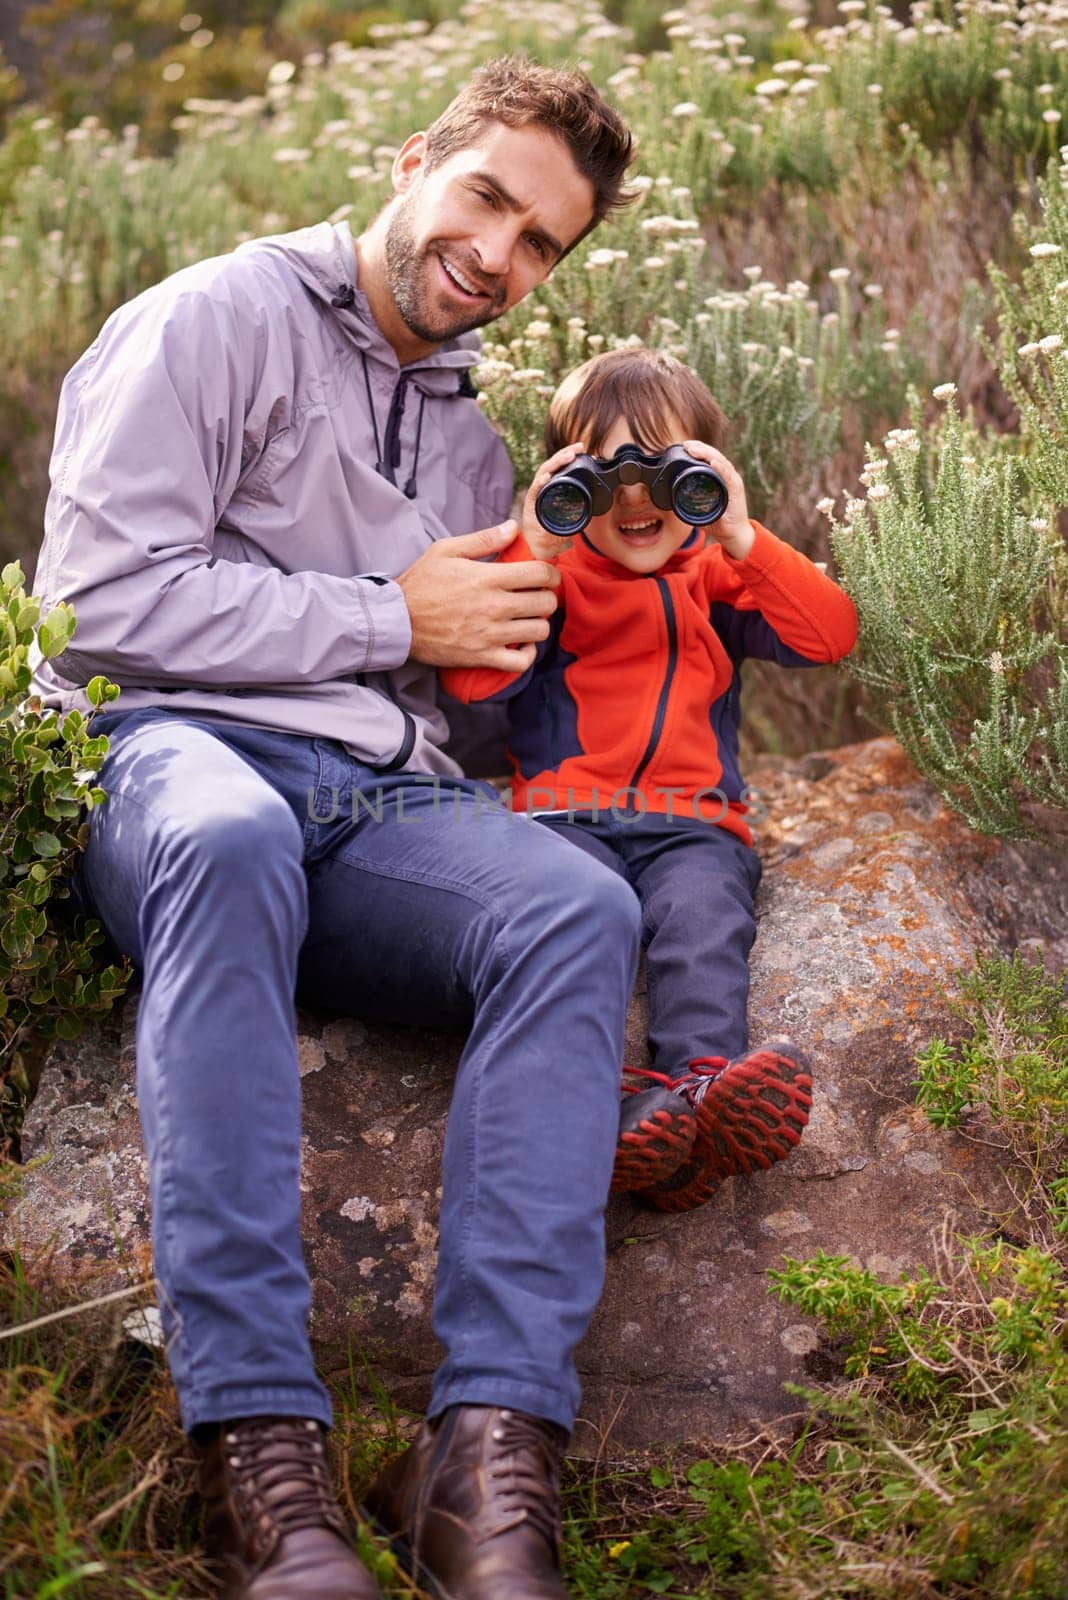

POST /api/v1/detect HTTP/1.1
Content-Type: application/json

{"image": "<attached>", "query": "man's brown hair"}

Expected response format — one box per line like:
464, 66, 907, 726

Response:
544, 347, 727, 458
422, 55, 639, 262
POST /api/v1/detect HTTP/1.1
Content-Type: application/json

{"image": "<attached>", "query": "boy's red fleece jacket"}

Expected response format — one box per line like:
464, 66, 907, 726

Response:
440, 520, 858, 848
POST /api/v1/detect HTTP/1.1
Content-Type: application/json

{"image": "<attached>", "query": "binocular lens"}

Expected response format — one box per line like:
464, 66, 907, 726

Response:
673, 467, 728, 526
539, 479, 590, 533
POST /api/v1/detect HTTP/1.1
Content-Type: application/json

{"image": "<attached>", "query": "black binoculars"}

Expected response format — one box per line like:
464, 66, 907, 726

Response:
534, 443, 729, 537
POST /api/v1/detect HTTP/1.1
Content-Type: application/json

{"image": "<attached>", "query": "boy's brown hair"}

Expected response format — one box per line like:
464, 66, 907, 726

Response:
544, 347, 728, 458
422, 55, 639, 263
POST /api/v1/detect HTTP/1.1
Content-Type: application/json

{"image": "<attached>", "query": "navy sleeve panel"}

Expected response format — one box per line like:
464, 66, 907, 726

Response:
709, 601, 822, 668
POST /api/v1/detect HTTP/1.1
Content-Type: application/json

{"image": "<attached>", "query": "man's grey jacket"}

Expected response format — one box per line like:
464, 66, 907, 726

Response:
30, 220, 515, 775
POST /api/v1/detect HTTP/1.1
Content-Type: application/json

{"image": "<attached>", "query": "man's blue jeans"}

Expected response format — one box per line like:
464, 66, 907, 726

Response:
77, 707, 641, 1435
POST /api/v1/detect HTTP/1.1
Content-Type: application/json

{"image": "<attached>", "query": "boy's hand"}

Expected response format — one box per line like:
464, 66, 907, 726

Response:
519, 441, 589, 562
681, 440, 755, 560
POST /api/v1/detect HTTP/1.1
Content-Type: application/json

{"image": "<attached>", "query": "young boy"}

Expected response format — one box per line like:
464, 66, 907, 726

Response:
441, 347, 858, 1211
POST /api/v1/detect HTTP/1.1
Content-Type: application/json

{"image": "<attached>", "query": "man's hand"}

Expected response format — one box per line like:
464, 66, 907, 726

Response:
681, 440, 755, 560
397, 521, 561, 671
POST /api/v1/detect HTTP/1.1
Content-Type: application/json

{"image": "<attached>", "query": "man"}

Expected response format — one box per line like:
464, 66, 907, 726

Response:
30, 55, 639, 1600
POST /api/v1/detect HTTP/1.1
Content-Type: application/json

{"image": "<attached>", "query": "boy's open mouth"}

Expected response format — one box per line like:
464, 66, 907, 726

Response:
617, 518, 664, 545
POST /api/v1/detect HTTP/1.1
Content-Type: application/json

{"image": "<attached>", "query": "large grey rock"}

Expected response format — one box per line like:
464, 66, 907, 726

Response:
5, 738, 1064, 1451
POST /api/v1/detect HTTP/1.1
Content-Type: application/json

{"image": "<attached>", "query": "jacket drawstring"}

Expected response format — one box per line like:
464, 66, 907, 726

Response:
404, 394, 426, 500
358, 350, 386, 478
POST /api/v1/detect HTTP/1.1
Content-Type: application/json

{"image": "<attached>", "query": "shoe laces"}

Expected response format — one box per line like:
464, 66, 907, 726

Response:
221, 1417, 345, 1546
672, 1056, 729, 1106
486, 1409, 565, 1558
620, 1065, 683, 1095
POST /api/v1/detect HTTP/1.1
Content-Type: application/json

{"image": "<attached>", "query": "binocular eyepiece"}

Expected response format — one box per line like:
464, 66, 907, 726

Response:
535, 443, 729, 538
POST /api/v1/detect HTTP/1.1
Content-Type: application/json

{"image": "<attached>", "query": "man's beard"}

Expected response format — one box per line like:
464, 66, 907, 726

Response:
383, 188, 501, 345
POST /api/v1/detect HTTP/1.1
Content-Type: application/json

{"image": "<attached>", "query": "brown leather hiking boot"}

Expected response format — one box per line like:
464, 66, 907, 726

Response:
363, 1404, 570, 1599
196, 1414, 381, 1599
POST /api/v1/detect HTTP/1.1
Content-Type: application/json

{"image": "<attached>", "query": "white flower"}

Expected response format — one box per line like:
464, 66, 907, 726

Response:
867, 482, 890, 501
989, 651, 1005, 674
1039, 334, 1064, 351
642, 256, 666, 270
885, 427, 919, 453
524, 320, 552, 340
1043, 110, 1062, 125
1018, 342, 1040, 356
587, 334, 605, 349
1031, 517, 1050, 532
473, 358, 515, 385
641, 215, 699, 235
672, 102, 701, 117
273, 147, 310, 162
828, 266, 851, 282
566, 316, 586, 329
1030, 242, 1061, 257
267, 60, 297, 85
932, 382, 957, 399
816, 497, 836, 517
868, 83, 883, 95
755, 78, 789, 96
585, 248, 618, 268
742, 264, 763, 280
993, 67, 1012, 80
790, 79, 818, 95
863, 283, 883, 297
511, 368, 546, 383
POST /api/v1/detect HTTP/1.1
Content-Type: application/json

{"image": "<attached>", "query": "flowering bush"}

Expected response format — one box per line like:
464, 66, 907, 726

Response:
1, 0, 1067, 790
828, 392, 1067, 838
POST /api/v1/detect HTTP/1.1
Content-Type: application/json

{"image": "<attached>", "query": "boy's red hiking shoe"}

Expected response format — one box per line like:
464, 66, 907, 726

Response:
638, 1041, 813, 1213
611, 1066, 698, 1194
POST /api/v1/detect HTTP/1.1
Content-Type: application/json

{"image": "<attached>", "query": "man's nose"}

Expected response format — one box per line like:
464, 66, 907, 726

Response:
471, 220, 519, 282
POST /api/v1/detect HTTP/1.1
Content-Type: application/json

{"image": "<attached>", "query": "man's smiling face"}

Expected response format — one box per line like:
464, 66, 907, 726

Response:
380, 121, 597, 356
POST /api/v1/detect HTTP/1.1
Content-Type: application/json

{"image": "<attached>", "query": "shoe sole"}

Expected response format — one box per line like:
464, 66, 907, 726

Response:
611, 1097, 697, 1194
644, 1043, 813, 1213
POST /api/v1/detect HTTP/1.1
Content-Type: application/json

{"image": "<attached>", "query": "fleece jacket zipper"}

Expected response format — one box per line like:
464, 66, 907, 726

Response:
629, 576, 678, 790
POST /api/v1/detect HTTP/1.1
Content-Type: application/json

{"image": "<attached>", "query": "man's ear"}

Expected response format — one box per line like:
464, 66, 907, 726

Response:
391, 130, 428, 193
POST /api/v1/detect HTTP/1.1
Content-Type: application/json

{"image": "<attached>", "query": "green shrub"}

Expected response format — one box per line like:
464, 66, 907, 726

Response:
0, 560, 129, 1160
828, 392, 1068, 840
915, 950, 1068, 1233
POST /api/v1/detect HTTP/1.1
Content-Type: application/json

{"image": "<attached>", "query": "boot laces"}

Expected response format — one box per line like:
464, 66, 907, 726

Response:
223, 1417, 345, 1543
486, 1409, 564, 1557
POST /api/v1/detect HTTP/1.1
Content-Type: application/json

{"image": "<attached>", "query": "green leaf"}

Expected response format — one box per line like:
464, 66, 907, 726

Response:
32, 832, 63, 857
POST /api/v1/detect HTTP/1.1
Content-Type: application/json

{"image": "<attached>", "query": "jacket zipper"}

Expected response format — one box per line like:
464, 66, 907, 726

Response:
541, 680, 561, 769
629, 577, 678, 789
